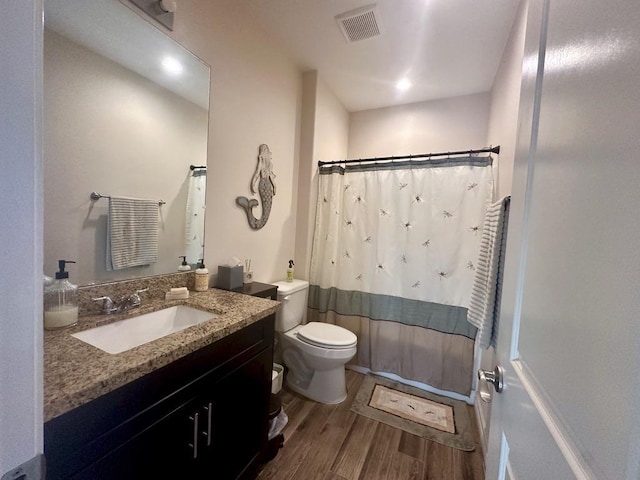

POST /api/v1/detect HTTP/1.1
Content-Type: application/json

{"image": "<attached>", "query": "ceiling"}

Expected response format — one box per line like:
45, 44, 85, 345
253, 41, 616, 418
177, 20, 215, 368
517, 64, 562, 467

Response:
237, 0, 521, 112
45, 0, 210, 109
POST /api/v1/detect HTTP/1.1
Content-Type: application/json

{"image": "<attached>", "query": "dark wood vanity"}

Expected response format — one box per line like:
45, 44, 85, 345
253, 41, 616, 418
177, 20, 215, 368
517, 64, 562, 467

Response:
43, 282, 279, 480
232, 281, 278, 300
45, 314, 274, 479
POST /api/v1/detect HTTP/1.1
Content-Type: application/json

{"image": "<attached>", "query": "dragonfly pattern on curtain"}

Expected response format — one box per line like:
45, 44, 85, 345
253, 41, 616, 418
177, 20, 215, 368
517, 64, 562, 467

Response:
308, 156, 494, 395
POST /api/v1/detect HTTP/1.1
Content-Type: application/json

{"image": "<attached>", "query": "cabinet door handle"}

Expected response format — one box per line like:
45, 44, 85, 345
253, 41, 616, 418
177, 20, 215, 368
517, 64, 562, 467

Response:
202, 402, 213, 447
188, 412, 199, 459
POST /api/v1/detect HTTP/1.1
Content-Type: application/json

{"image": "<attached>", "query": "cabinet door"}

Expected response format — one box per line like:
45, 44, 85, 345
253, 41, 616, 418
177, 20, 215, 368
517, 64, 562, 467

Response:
69, 397, 202, 480
198, 348, 272, 479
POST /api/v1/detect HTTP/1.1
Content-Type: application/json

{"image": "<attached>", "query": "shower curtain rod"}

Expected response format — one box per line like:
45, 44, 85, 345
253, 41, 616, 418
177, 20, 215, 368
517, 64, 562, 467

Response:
317, 145, 500, 167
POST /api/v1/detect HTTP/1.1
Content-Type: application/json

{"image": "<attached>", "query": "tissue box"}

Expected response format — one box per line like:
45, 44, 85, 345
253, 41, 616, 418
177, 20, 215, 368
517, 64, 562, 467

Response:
217, 265, 243, 290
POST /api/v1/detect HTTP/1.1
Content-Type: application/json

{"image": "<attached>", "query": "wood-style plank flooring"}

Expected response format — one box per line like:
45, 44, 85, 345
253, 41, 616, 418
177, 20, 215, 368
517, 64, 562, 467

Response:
257, 370, 484, 480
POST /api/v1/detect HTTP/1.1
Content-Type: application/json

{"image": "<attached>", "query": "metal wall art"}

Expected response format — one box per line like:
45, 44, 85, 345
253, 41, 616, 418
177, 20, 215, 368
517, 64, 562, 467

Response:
236, 144, 277, 230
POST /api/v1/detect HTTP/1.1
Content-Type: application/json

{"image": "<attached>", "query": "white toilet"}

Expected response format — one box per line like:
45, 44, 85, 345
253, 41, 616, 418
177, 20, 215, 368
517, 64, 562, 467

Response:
273, 279, 357, 404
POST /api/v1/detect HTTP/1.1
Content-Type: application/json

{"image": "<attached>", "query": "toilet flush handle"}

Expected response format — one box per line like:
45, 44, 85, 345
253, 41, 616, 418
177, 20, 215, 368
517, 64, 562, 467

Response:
281, 295, 290, 302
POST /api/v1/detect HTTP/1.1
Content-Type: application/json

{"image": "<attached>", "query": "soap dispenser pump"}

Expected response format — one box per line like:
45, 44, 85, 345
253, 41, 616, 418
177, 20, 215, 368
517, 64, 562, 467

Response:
178, 256, 191, 271
44, 260, 79, 330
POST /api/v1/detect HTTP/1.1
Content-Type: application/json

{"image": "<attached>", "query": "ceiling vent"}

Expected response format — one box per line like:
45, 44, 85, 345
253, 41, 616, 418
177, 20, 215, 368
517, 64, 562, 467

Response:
335, 5, 382, 43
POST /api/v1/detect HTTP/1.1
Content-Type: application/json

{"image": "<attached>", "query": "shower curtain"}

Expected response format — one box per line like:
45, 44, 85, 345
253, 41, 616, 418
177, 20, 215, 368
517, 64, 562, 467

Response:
308, 156, 493, 396
185, 168, 206, 264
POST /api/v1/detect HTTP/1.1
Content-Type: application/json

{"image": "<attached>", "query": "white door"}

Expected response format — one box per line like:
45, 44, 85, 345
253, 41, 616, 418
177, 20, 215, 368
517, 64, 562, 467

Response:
484, 0, 640, 479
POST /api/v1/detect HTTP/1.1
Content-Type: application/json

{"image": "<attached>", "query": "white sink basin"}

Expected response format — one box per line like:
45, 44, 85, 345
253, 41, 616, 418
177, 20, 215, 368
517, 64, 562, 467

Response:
72, 306, 218, 354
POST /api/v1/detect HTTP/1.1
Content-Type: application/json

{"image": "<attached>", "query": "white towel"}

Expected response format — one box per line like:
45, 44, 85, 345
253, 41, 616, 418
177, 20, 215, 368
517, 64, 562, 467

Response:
185, 169, 206, 264
467, 196, 510, 349
106, 196, 159, 271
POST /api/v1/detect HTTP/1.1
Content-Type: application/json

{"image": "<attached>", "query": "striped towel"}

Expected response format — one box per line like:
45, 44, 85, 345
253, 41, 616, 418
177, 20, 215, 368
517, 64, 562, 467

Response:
467, 196, 511, 349
106, 196, 159, 271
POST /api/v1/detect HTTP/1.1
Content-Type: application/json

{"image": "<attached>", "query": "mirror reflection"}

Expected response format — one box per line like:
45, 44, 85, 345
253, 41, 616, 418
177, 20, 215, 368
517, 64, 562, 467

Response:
43, 0, 210, 285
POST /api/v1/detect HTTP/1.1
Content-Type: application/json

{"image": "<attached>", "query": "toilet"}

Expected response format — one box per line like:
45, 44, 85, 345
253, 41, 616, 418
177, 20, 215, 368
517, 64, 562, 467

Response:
273, 279, 357, 404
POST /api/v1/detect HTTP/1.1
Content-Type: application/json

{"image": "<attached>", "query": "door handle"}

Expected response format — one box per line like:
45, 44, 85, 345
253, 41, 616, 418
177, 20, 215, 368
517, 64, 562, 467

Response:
188, 412, 199, 459
201, 402, 213, 447
477, 365, 504, 403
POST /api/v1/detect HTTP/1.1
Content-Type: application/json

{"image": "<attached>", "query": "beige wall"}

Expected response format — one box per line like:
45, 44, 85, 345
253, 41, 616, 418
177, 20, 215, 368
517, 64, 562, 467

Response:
348, 93, 491, 159
487, 0, 528, 199
43, 29, 208, 284
295, 72, 350, 280
164, 0, 303, 285
477, 0, 528, 453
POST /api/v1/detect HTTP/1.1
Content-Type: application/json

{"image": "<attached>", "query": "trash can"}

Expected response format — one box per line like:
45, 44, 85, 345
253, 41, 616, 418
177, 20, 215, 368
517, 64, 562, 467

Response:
265, 394, 287, 460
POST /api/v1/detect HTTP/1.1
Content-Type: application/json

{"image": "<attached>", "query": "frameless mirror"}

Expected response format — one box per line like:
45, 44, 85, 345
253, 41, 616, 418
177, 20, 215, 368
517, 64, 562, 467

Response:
43, 0, 210, 285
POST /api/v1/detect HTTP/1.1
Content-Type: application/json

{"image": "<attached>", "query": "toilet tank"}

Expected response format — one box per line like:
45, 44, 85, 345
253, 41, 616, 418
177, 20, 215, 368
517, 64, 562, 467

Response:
272, 279, 309, 332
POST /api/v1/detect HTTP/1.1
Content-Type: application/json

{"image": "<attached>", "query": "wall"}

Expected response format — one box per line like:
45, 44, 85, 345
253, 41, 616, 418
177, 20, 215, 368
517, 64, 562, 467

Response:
486, 0, 528, 200
295, 71, 350, 280
476, 0, 528, 453
43, 29, 208, 284
348, 93, 491, 159
0, 0, 44, 475
167, 0, 303, 285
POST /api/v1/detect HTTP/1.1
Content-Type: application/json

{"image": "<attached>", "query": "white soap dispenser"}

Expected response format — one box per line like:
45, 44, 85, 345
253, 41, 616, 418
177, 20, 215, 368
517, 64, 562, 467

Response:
178, 256, 191, 271
44, 260, 79, 330
195, 259, 209, 292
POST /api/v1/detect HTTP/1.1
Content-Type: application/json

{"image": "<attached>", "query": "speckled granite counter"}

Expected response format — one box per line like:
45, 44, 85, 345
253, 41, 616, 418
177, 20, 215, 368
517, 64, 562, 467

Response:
44, 288, 279, 422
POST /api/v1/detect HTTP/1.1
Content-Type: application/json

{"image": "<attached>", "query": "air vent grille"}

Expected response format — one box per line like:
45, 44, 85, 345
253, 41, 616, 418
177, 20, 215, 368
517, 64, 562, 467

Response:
336, 5, 382, 43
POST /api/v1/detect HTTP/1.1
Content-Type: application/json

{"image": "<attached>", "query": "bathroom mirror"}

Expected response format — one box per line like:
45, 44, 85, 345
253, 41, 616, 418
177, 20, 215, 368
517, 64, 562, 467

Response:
43, 0, 210, 285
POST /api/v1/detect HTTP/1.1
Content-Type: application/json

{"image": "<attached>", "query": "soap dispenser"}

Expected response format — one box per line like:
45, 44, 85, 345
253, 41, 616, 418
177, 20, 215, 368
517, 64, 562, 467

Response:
194, 259, 209, 292
44, 260, 79, 330
287, 259, 295, 282
178, 256, 191, 271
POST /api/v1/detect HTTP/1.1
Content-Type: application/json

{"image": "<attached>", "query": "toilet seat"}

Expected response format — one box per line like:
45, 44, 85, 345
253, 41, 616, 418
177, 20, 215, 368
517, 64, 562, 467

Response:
296, 322, 357, 349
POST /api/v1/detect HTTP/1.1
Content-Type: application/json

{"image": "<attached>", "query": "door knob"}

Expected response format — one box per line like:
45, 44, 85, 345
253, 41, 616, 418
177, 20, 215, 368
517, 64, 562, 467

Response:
477, 365, 504, 403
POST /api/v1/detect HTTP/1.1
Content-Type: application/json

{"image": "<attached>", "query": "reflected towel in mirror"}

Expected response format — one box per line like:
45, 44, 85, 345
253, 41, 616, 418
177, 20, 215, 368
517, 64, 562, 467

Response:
106, 196, 159, 270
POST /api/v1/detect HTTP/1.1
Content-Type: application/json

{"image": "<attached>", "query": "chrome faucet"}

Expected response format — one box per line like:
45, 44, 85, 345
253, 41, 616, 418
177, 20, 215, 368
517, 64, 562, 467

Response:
92, 288, 149, 315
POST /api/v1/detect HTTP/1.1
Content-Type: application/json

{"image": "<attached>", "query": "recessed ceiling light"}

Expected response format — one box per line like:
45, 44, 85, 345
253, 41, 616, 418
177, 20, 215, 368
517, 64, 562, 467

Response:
396, 78, 412, 91
161, 57, 183, 75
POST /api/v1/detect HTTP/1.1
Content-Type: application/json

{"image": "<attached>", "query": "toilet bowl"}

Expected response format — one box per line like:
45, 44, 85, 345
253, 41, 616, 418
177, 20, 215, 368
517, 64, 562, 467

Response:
273, 280, 357, 404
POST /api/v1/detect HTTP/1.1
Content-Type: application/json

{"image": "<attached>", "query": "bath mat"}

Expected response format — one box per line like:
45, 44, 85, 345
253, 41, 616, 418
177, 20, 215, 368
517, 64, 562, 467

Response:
351, 375, 475, 451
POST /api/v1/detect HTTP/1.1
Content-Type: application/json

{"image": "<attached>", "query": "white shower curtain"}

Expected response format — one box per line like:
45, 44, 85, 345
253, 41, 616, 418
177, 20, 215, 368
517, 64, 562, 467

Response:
308, 156, 494, 395
185, 168, 206, 264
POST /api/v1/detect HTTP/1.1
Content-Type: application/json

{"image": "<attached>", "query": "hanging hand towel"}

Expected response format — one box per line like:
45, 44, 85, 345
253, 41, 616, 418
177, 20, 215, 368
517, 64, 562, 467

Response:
467, 196, 510, 349
106, 196, 159, 271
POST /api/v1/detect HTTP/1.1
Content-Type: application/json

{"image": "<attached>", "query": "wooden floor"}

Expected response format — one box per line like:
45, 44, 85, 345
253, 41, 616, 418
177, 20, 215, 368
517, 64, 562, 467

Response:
256, 370, 484, 480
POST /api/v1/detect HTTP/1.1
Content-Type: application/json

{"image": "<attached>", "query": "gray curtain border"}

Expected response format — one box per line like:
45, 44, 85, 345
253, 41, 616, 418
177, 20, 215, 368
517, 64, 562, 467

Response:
308, 285, 478, 340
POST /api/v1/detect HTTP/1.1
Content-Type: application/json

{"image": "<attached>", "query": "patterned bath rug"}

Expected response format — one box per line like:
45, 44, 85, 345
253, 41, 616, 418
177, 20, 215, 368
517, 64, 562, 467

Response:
351, 375, 475, 451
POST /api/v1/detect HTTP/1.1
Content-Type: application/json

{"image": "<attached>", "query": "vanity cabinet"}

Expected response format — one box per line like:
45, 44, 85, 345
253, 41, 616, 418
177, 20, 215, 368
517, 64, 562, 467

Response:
44, 314, 274, 480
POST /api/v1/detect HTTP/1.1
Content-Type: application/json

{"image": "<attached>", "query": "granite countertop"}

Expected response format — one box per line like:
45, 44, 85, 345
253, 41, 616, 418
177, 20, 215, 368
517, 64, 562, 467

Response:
44, 288, 279, 422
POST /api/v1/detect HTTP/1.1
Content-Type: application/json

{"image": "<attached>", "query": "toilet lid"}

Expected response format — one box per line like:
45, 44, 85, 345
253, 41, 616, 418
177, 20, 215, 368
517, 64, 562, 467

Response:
297, 322, 357, 348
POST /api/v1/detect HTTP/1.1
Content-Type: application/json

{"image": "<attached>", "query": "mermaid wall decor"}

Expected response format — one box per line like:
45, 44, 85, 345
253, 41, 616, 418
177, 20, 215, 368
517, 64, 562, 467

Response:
236, 144, 277, 230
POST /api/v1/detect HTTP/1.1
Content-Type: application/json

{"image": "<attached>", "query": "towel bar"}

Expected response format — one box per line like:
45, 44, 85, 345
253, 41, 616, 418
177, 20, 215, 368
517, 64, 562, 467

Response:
90, 192, 166, 206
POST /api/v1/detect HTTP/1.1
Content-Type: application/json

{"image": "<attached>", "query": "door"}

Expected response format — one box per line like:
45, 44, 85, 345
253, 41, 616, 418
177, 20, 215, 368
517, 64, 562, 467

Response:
198, 347, 272, 479
484, 0, 640, 478
69, 397, 203, 480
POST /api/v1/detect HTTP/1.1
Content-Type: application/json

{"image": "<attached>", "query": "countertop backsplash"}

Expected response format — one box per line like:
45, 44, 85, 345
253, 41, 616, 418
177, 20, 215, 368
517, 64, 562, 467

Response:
77, 271, 196, 316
